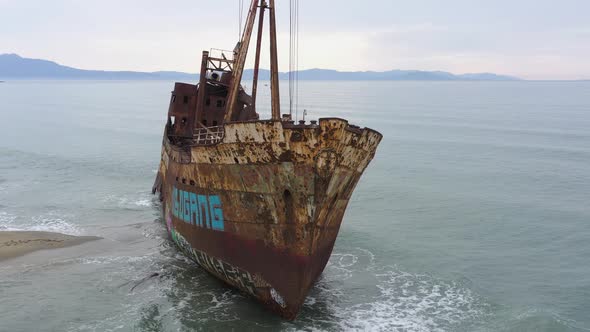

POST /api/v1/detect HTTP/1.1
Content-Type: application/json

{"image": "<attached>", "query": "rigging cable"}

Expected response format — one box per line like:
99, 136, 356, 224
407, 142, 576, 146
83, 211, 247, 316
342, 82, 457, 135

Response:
296, 0, 300, 121
289, 0, 293, 116
239, 0, 244, 40
289, 0, 300, 119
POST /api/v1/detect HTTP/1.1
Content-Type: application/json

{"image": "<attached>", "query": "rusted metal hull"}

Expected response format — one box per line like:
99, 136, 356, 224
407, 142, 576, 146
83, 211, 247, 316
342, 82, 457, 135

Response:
153, 118, 381, 319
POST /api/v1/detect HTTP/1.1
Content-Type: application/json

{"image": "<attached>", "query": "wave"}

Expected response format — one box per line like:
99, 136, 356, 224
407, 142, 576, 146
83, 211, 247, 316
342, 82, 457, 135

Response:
102, 192, 156, 210
333, 269, 486, 331
294, 248, 490, 332
0, 211, 17, 230
0, 211, 82, 235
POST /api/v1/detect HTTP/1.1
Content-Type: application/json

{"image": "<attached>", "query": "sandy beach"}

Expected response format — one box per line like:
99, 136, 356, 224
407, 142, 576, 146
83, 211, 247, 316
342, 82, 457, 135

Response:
0, 231, 101, 261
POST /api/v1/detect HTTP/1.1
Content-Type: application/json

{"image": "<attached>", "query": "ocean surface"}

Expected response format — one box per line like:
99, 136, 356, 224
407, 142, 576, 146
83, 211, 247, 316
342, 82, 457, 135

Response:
0, 80, 589, 332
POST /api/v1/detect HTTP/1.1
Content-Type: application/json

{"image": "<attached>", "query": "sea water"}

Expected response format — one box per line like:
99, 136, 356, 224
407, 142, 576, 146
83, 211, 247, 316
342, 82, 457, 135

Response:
0, 80, 589, 331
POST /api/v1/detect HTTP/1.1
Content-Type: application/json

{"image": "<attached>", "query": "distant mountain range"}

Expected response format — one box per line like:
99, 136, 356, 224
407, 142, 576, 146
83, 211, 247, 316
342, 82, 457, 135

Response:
0, 53, 520, 81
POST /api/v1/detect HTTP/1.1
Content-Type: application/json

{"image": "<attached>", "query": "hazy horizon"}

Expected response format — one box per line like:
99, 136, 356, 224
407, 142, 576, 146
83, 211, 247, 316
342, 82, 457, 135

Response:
1, 0, 590, 80
0, 53, 522, 80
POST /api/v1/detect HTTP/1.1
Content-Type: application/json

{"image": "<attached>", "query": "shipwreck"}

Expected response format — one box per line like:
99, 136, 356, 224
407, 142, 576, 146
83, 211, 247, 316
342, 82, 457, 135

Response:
152, 0, 382, 319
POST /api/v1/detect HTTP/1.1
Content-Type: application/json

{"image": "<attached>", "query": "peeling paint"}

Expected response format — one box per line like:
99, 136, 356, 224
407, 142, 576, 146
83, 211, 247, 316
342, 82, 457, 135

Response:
154, 118, 382, 319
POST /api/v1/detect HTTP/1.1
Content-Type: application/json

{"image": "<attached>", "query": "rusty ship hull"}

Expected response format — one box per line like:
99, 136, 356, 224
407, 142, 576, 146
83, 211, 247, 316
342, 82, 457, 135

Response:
154, 119, 381, 319
152, 0, 382, 319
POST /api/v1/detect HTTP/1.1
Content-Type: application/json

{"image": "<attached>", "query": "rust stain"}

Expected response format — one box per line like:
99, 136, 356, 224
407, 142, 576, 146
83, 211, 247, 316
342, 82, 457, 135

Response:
154, 117, 382, 319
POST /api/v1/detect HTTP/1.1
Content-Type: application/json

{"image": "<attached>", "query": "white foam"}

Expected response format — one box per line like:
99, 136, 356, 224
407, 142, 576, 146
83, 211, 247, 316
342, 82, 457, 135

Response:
29, 214, 82, 235
302, 248, 488, 332
337, 254, 358, 267
207, 290, 237, 311
103, 192, 154, 209
78, 255, 153, 266
0, 211, 18, 230
0, 211, 82, 235
336, 269, 485, 332
134, 199, 152, 207
304, 296, 317, 306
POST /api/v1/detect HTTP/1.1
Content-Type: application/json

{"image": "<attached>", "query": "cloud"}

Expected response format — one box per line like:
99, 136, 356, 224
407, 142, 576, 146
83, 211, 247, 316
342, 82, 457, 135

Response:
360, 22, 590, 80
1, 0, 590, 79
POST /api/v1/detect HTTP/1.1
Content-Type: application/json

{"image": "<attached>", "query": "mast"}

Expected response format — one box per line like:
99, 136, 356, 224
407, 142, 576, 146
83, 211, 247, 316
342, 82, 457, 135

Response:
224, 0, 259, 123
269, 0, 281, 120
251, 0, 267, 113
224, 0, 281, 122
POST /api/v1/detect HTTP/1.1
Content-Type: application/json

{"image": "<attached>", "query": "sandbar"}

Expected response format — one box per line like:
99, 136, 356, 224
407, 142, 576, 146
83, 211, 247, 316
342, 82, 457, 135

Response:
0, 231, 101, 261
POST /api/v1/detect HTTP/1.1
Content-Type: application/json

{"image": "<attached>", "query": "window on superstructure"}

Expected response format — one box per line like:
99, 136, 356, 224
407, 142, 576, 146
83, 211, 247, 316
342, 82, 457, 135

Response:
206, 98, 211, 106
183, 96, 189, 104
171, 95, 176, 103
216, 100, 223, 108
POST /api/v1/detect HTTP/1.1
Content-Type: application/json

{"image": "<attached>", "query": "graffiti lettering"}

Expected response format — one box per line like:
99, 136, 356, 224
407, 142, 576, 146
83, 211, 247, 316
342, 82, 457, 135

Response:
172, 186, 224, 231
168, 226, 258, 296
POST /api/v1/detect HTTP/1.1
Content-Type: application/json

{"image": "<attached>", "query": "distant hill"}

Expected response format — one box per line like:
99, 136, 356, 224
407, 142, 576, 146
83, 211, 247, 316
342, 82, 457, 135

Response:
0, 54, 198, 80
0, 53, 520, 81
245, 69, 519, 81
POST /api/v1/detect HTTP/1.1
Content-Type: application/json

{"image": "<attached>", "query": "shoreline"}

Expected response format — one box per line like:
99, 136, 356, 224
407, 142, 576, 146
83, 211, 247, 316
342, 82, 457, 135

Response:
0, 231, 101, 261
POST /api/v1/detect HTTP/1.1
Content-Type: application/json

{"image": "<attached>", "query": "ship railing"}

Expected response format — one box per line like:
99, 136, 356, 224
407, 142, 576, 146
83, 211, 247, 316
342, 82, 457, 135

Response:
193, 125, 225, 145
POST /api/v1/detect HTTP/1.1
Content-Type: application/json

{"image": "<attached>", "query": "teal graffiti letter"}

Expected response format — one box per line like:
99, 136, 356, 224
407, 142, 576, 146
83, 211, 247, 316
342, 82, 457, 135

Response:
209, 195, 224, 231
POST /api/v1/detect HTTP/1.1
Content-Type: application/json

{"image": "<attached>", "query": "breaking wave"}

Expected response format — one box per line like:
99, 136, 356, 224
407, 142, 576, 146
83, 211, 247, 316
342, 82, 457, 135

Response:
0, 211, 17, 230
0, 211, 82, 235
295, 248, 490, 332
334, 270, 485, 331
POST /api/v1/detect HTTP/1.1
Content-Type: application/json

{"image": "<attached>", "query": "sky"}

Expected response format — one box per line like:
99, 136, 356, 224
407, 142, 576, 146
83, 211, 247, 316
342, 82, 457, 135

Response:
1, 0, 590, 80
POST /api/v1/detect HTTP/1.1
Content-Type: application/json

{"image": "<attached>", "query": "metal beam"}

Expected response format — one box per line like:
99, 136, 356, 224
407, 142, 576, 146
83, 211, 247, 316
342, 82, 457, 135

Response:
251, 0, 267, 113
269, 0, 281, 120
195, 51, 209, 130
224, 0, 259, 123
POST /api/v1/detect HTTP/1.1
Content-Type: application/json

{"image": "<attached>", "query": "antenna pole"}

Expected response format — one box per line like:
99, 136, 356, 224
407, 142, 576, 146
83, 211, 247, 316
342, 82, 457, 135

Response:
269, 0, 281, 120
